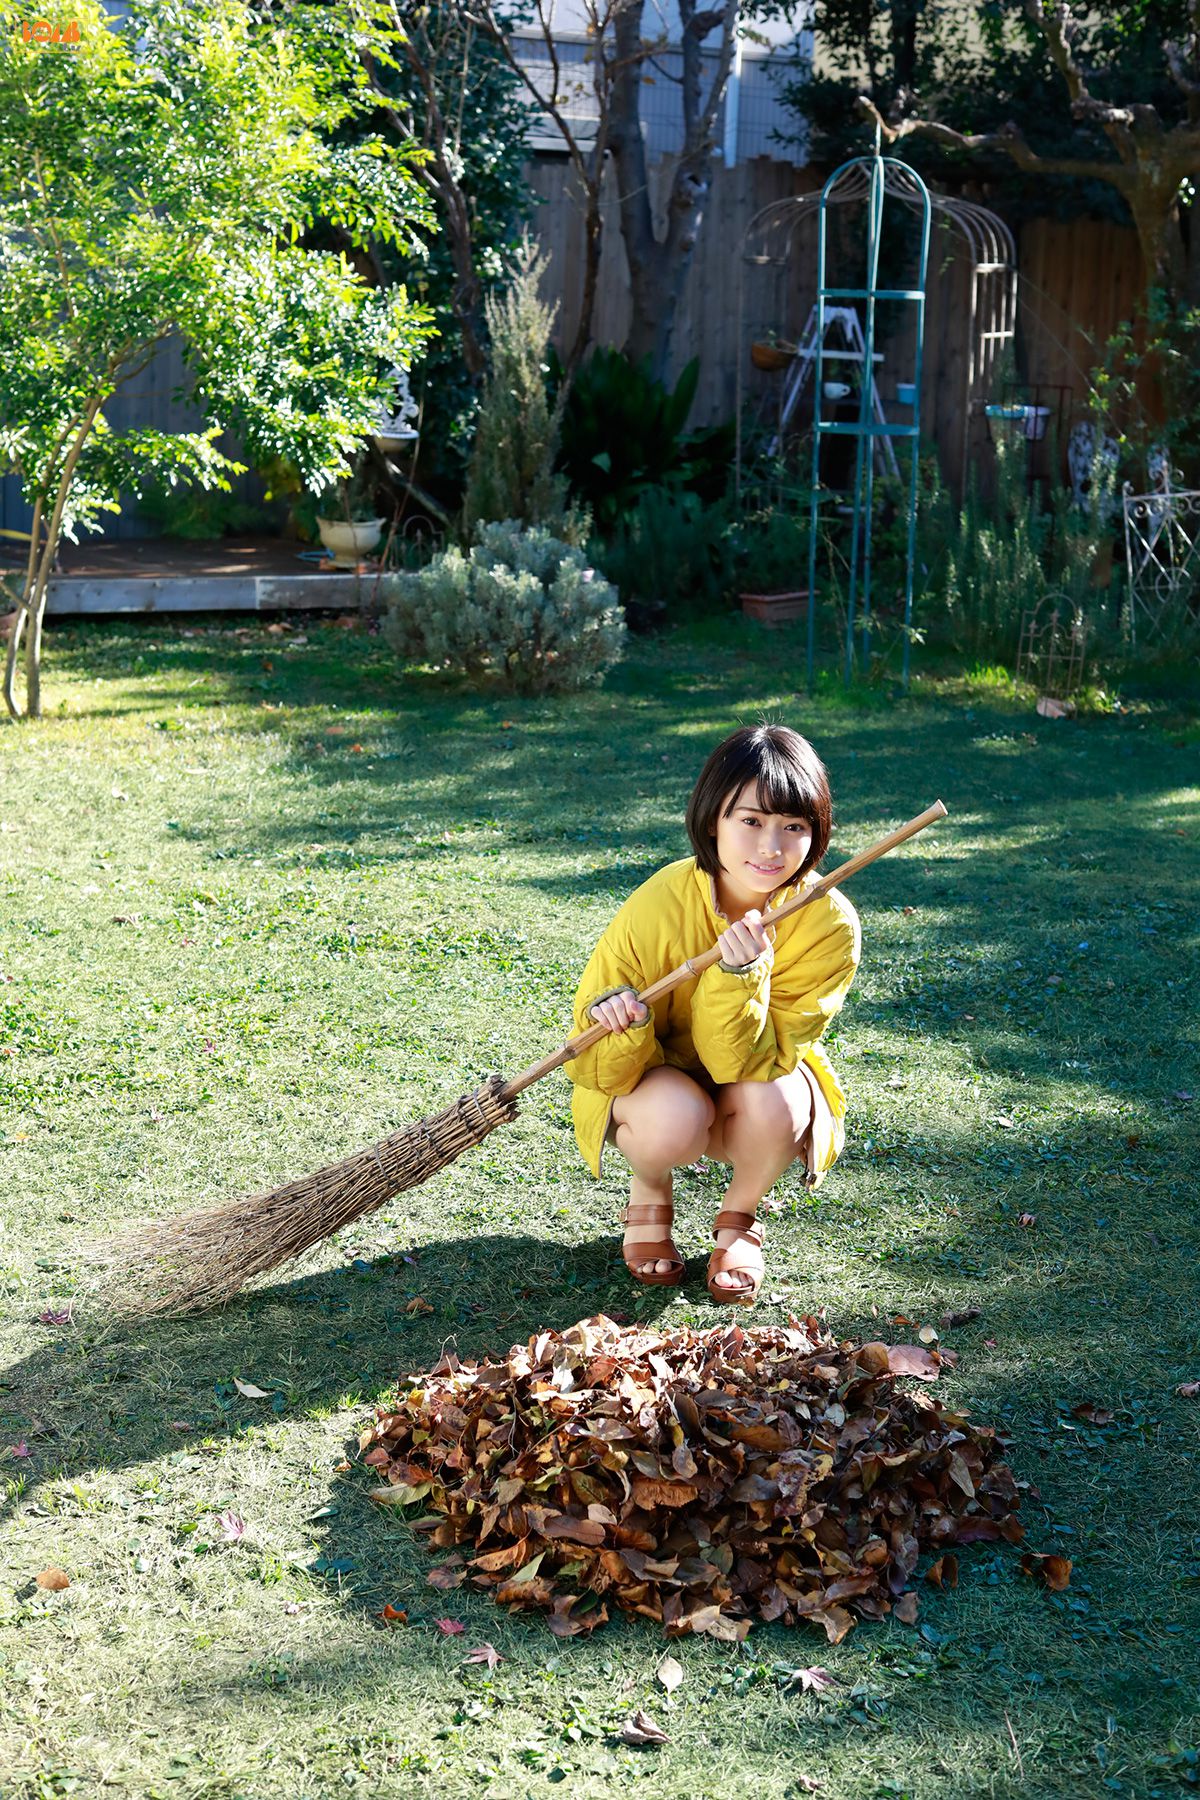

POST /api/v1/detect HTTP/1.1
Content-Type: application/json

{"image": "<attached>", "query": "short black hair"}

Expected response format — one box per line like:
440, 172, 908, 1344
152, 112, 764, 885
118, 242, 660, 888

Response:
685, 724, 833, 879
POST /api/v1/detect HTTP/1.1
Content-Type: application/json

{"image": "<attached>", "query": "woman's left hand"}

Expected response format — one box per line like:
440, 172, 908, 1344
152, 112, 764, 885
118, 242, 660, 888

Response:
717, 909, 770, 970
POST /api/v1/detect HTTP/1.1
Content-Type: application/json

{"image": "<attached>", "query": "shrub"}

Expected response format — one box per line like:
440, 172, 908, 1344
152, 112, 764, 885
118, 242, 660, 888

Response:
937, 438, 1116, 659
135, 479, 278, 541
593, 489, 734, 629
462, 239, 578, 542
382, 519, 625, 693
556, 349, 734, 535
729, 504, 811, 596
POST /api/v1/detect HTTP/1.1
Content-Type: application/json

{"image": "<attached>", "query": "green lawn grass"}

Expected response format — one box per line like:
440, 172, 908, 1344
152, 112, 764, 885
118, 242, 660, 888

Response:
0, 615, 1197, 1800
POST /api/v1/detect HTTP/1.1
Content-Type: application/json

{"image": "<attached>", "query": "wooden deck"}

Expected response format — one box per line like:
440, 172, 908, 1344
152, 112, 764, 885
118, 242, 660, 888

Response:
2, 537, 376, 616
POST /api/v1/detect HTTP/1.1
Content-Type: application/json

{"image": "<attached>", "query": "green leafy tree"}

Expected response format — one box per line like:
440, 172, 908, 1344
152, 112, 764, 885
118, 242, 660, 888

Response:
783, 1, 1200, 311
0, 0, 433, 718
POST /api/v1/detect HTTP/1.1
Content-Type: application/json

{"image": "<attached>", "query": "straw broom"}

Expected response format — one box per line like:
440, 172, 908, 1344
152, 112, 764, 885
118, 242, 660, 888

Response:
96, 801, 947, 1316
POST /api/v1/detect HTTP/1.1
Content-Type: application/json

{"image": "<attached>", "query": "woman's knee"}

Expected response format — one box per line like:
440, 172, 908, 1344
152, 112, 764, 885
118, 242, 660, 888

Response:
614, 1070, 715, 1167
722, 1075, 810, 1151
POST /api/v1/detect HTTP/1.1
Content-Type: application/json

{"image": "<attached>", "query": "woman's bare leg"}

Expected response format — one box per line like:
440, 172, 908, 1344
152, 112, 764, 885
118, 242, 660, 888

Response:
704, 1071, 814, 1294
610, 1067, 716, 1277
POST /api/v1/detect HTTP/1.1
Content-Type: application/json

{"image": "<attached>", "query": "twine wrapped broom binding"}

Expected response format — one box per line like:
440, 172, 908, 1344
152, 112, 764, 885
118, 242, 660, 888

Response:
94, 802, 947, 1318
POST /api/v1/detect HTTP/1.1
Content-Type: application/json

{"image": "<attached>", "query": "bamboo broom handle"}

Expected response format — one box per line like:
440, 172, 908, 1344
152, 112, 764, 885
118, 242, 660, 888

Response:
498, 799, 947, 1102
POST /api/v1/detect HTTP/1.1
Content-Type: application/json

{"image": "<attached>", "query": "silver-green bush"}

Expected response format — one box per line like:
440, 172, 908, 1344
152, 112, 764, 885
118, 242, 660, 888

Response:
382, 519, 626, 693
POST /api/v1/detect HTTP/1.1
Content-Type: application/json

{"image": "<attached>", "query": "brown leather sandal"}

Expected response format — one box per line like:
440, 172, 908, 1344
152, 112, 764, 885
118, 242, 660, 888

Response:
706, 1207, 765, 1306
621, 1200, 685, 1287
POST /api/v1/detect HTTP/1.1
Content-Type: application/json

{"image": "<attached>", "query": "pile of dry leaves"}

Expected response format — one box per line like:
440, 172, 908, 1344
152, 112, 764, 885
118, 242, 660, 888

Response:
360, 1314, 1023, 1643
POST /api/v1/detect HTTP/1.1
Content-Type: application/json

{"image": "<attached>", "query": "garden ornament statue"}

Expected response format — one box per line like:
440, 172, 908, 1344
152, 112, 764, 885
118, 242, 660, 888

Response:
95, 803, 947, 1316
373, 364, 420, 453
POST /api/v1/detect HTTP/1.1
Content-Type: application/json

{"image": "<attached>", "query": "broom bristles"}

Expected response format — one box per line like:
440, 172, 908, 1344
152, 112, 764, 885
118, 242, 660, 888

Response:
90, 1077, 519, 1318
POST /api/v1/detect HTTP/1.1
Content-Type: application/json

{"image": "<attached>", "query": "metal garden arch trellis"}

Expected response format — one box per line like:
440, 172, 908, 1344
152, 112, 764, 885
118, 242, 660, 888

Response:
734, 151, 1017, 686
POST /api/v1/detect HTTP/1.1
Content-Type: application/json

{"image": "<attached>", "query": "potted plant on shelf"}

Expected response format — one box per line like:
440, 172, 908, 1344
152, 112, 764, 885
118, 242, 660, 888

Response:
750, 330, 797, 374
316, 458, 387, 567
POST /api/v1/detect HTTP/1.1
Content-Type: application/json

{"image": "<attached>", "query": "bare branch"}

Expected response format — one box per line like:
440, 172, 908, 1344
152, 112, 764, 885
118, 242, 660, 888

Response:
684, 8, 725, 38
855, 94, 1133, 189
1025, 0, 1088, 109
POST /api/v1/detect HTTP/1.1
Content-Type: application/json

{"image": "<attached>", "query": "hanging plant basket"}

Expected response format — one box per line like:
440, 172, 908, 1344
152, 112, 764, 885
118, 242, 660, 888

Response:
750, 340, 796, 373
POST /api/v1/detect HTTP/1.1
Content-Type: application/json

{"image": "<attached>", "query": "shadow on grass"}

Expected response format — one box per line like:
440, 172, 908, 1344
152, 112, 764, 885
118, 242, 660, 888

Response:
4, 1234, 679, 1524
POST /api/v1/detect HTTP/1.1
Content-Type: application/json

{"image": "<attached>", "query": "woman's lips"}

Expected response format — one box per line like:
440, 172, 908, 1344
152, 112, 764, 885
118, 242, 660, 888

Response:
749, 863, 784, 873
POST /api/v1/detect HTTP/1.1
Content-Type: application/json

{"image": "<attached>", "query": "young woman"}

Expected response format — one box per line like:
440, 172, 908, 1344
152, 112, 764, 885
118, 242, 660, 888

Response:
565, 723, 860, 1305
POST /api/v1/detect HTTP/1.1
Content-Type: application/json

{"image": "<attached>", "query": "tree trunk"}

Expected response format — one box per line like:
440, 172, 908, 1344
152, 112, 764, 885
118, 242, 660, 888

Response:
888, 0, 920, 100
610, 0, 734, 381
608, 0, 663, 368
5, 399, 105, 720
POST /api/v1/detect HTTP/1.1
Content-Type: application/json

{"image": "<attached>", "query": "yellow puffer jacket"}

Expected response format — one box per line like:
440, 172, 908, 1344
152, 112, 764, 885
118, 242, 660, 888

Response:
565, 856, 860, 1179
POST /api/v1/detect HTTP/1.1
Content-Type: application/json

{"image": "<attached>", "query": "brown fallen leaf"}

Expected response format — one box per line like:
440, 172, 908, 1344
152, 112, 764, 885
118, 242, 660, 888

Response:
1016, 1212, 1037, 1229
1070, 1401, 1114, 1426
404, 1296, 434, 1316
1175, 1380, 1200, 1398
368, 1482, 431, 1507
925, 1554, 959, 1589
630, 1477, 698, 1509
427, 1560, 466, 1590
794, 1779, 823, 1794
893, 1591, 920, 1624
377, 1603, 407, 1626
434, 1617, 465, 1635
940, 1307, 982, 1329
464, 1642, 503, 1669
814, 1604, 855, 1645
1020, 1552, 1072, 1591
35, 1568, 69, 1591
856, 1341, 890, 1375
620, 1709, 668, 1746
886, 1344, 942, 1381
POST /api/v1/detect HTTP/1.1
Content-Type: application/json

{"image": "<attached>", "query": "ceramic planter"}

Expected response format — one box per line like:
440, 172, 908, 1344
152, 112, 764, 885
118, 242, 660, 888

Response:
317, 516, 385, 568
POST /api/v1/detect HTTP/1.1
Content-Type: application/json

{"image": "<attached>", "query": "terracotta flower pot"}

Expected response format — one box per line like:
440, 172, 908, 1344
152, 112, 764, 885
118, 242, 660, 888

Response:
750, 341, 796, 373
740, 589, 810, 627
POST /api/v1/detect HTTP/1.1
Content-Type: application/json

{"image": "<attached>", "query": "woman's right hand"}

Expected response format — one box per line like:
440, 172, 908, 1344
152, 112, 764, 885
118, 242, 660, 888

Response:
586, 986, 650, 1034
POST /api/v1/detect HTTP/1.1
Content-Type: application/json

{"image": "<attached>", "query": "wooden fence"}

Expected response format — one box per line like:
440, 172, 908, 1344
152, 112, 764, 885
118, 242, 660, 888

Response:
528, 154, 1146, 494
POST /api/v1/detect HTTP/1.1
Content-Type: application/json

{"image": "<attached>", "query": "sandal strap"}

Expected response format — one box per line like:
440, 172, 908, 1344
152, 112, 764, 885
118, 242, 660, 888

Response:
623, 1202, 675, 1226
707, 1242, 762, 1277
624, 1239, 683, 1265
712, 1208, 763, 1245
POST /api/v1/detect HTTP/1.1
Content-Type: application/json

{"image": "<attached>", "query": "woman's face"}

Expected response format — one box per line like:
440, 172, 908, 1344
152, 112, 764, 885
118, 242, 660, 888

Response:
713, 780, 813, 900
